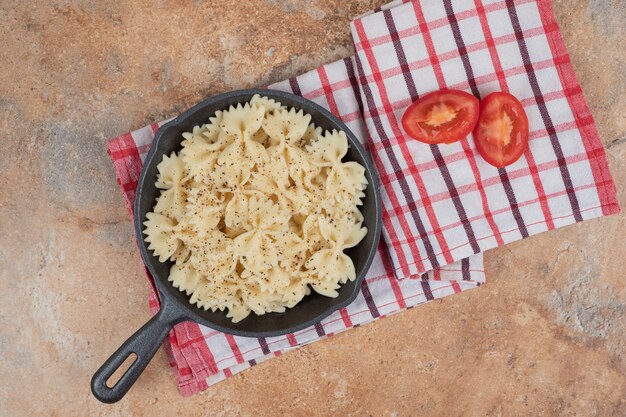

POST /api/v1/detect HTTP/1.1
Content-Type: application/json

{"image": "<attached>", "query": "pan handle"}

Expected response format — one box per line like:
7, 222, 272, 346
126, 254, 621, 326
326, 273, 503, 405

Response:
91, 297, 186, 403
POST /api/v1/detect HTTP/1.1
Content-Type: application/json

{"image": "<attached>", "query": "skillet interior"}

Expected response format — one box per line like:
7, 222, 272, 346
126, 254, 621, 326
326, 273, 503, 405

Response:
134, 89, 382, 337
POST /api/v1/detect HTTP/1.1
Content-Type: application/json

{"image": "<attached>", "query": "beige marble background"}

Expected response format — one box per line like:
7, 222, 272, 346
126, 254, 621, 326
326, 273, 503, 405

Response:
0, 0, 624, 416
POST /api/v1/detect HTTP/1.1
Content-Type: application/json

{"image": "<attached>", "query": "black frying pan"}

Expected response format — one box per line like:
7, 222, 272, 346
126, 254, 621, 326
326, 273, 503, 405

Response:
91, 89, 382, 403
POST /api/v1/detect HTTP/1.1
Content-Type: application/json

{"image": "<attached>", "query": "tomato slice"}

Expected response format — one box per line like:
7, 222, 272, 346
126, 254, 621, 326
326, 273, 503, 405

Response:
473, 92, 529, 168
401, 89, 479, 144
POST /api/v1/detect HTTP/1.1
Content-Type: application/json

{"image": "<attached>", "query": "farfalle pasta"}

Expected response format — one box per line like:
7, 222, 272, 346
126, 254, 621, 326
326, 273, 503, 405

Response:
143, 95, 368, 322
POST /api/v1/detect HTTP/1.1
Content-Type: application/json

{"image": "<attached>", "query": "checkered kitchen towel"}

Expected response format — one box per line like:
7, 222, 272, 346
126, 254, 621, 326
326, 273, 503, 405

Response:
351, 0, 619, 279
107, 0, 618, 396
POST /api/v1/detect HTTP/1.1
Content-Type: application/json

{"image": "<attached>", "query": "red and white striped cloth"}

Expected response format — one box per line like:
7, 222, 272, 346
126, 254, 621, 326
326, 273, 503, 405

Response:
351, 0, 619, 278
107, 0, 617, 396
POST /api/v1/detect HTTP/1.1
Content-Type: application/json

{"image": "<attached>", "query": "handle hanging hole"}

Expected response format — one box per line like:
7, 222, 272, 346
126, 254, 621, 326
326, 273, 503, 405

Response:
105, 352, 138, 388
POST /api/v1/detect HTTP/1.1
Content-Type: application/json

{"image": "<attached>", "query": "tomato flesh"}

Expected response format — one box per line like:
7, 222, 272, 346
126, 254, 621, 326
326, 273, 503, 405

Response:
401, 90, 479, 144
473, 92, 529, 168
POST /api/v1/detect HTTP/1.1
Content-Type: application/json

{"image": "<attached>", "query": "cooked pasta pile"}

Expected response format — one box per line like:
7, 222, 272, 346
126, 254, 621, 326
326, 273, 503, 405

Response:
143, 95, 368, 322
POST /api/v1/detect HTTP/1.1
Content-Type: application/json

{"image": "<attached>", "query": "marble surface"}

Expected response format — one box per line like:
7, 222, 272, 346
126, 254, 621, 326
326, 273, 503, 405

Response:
1, 0, 625, 415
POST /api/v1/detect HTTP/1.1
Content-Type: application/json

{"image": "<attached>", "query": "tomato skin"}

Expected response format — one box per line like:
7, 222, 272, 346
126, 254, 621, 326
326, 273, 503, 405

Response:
401, 90, 479, 144
473, 92, 529, 168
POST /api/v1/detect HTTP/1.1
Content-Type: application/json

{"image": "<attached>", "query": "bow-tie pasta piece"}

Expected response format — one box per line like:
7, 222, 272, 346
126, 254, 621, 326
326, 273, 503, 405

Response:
241, 287, 286, 316
153, 188, 185, 222
310, 279, 342, 298
188, 230, 236, 278
250, 94, 285, 115
212, 140, 253, 190
182, 149, 220, 186
220, 103, 269, 165
220, 102, 265, 139
226, 302, 252, 323
169, 261, 202, 296
181, 112, 224, 147
143, 95, 368, 322
319, 215, 367, 250
344, 161, 368, 192
305, 247, 356, 288
326, 161, 368, 199
155, 152, 186, 190
181, 117, 226, 151
262, 107, 312, 147
235, 230, 276, 272
332, 198, 365, 226
180, 122, 231, 185
152, 153, 189, 221
143, 212, 182, 262
190, 279, 244, 316
306, 129, 348, 167
304, 215, 367, 291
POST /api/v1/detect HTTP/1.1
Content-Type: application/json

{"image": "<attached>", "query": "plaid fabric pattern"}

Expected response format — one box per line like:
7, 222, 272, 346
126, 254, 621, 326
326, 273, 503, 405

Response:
350, 0, 619, 279
105, 0, 618, 397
